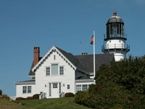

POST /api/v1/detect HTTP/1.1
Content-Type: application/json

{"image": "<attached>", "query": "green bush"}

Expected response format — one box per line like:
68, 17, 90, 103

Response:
75, 87, 145, 108
33, 94, 40, 99
74, 55, 145, 108
0, 90, 2, 95
26, 96, 33, 100
2, 94, 11, 101
16, 97, 26, 101
88, 84, 95, 94
65, 92, 75, 97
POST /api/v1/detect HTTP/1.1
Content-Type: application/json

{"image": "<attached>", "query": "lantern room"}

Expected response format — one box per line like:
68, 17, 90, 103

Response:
102, 11, 130, 62
105, 11, 127, 41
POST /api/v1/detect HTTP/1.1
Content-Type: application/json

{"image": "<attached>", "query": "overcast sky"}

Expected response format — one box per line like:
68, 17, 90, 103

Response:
1, 0, 145, 97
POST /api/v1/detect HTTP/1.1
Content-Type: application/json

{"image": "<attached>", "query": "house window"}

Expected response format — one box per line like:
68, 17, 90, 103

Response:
59, 83, 61, 94
49, 83, 51, 96
51, 64, 58, 75
82, 85, 87, 91
28, 86, 31, 93
53, 83, 58, 88
76, 85, 81, 93
23, 86, 27, 93
67, 85, 70, 89
40, 92, 43, 99
46, 67, 50, 75
60, 66, 64, 75
23, 86, 31, 93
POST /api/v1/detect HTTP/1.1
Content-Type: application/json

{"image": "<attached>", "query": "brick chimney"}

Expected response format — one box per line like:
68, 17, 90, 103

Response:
81, 52, 87, 55
34, 47, 40, 67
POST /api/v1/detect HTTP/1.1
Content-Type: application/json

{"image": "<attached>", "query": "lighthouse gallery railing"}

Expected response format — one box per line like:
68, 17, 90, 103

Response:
102, 43, 130, 51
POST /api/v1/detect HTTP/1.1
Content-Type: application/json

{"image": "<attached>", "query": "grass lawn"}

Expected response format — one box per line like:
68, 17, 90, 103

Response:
20, 97, 91, 109
0, 97, 92, 109
0, 98, 34, 109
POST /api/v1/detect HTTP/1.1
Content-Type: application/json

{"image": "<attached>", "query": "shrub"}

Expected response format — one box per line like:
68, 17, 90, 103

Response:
65, 92, 75, 97
2, 94, 11, 101
88, 84, 95, 94
74, 55, 145, 108
26, 96, 33, 100
15, 100, 20, 104
74, 88, 145, 109
74, 91, 87, 104
0, 90, 2, 95
75, 91, 82, 96
16, 97, 26, 101
33, 94, 40, 99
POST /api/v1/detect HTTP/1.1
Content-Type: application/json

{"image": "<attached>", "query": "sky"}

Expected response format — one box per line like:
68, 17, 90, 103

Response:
1, 0, 145, 97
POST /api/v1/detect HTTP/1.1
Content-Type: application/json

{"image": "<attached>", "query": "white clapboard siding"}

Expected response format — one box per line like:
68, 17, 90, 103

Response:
35, 51, 75, 98
16, 84, 36, 98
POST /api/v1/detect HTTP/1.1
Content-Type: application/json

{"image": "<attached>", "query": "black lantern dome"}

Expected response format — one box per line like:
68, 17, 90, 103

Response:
105, 11, 126, 41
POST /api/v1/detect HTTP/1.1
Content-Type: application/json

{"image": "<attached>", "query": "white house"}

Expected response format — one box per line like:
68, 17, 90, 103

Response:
15, 46, 114, 99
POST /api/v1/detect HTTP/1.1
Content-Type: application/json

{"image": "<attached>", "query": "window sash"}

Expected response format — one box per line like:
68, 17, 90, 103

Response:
28, 86, 31, 93
76, 85, 81, 92
82, 85, 87, 91
46, 67, 50, 75
23, 86, 27, 93
59, 83, 61, 94
53, 83, 58, 88
67, 85, 70, 89
60, 67, 64, 75
49, 83, 51, 96
51, 64, 58, 75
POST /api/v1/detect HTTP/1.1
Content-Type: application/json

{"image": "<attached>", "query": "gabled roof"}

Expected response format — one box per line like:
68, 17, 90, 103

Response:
29, 46, 114, 76
55, 46, 79, 67
29, 57, 42, 75
15, 80, 35, 85
74, 54, 114, 73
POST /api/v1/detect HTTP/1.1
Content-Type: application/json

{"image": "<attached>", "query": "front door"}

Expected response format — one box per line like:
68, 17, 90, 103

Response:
52, 83, 59, 98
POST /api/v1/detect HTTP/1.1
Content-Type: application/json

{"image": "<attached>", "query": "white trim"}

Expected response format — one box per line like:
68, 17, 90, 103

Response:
15, 82, 35, 85
75, 79, 94, 83
28, 75, 35, 78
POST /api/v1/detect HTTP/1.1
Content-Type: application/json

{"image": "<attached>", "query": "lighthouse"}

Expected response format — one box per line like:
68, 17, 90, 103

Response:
102, 11, 130, 62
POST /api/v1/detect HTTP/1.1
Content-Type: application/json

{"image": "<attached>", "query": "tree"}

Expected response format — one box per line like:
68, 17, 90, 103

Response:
0, 90, 2, 95
75, 55, 145, 108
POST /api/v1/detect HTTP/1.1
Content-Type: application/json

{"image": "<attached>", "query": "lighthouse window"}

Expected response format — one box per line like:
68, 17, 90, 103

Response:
119, 40, 121, 42
110, 41, 111, 43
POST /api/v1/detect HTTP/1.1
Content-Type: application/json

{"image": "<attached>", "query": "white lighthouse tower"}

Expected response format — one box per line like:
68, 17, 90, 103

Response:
102, 11, 130, 62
